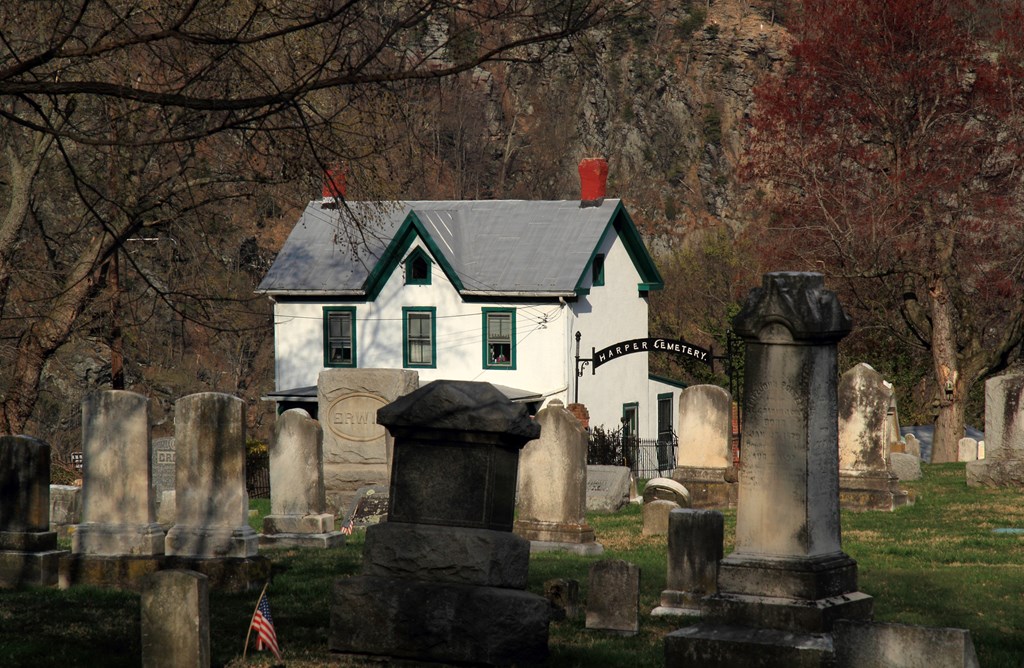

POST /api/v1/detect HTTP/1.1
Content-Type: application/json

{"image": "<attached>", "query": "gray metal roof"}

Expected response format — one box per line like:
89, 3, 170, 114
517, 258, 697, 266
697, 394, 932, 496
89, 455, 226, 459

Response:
257, 198, 631, 296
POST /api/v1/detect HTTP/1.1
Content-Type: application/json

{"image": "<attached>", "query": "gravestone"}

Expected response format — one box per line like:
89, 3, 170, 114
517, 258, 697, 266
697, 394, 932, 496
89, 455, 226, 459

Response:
141, 569, 210, 668
163, 393, 268, 591
653, 508, 724, 617
978, 440, 986, 459
967, 371, 1024, 487
585, 559, 640, 636
642, 499, 679, 536
837, 364, 912, 511
884, 391, 902, 451
61, 391, 166, 589
151, 437, 176, 512
341, 485, 389, 531
515, 399, 602, 555
889, 453, 922, 481
318, 368, 418, 515
330, 381, 550, 665
260, 409, 344, 548
832, 620, 980, 668
957, 438, 978, 462
0, 436, 66, 588
545, 578, 581, 620
157, 491, 176, 529
49, 485, 82, 541
586, 465, 631, 512
904, 433, 921, 458
672, 385, 738, 507
666, 272, 873, 666
644, 477, 691, 507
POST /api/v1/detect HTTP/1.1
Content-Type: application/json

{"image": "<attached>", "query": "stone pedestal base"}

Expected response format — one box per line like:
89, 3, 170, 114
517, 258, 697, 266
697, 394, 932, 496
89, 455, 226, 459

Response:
262, 513, 335, 534
711, 553, 873, 632
514, 519, 603, 555
671, 467, 738, 508
652, 589, 704, 617
839, 472, 912, 511
72, 522, 165, 556
665, 623, 835, 668
258, 531, 346, 549
58, 554, 163, 590
164, 525, 258, 559
330, 575, 550, 665
966, 458, 1024, 487
161, 556, 270, 592
0, 549, 65, 588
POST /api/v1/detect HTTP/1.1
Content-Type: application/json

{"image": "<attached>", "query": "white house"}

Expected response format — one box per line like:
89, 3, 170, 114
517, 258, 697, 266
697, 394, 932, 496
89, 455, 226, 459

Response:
257, 161, 689, 445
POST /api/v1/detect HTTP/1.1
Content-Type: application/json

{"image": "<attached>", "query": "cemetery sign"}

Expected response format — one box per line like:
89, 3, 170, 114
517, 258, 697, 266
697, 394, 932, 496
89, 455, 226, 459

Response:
592, 337, 712, 370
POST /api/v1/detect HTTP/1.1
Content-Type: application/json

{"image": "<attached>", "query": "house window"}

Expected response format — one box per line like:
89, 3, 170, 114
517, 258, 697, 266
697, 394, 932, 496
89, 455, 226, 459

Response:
323, 307, 356, 367
592, 254, 605, 287
483, 308, 515, 369
657, 393, 674, 442
405, 247, 432, 285
403, 307, 436, 368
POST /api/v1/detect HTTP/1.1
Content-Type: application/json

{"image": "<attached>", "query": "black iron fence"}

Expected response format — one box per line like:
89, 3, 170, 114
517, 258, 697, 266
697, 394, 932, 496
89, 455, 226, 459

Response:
623, 436, 677, 479
246, 451, 271, 499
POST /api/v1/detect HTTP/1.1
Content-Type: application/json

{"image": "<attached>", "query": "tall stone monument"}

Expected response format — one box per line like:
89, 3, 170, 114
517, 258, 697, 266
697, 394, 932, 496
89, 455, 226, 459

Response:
514, 399, 602, 555
317, 368, 418, 514
671, 385, 738, 507
837, 364, 912, 511
967, 371, 1024, 487
330, 381, 551, 665
666, 272, 873, 666
163, 393, 267, 590
0, 436, 66, 587
260, 408, 344, 548
60, 391, 166, 589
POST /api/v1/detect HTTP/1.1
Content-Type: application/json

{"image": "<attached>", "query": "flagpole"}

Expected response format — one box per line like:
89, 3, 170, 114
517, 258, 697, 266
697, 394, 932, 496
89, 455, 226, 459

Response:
243, 580, 271, 661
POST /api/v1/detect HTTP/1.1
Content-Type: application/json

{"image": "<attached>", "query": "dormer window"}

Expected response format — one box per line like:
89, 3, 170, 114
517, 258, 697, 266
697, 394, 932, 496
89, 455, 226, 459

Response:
405, 247, 432, 285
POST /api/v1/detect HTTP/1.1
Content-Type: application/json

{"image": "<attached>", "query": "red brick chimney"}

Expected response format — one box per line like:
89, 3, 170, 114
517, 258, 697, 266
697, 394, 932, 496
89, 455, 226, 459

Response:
578, 157, 608, 208
321, 166, 347, 207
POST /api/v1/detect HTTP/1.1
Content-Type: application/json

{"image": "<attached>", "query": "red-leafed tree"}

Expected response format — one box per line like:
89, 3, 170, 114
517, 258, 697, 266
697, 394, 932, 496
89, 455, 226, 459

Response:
744, 0, 1024, 462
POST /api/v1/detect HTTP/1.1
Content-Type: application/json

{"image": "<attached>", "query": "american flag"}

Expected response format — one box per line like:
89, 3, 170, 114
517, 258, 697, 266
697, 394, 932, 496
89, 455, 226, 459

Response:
251, 591, 282, 660
340, 520, 353, 535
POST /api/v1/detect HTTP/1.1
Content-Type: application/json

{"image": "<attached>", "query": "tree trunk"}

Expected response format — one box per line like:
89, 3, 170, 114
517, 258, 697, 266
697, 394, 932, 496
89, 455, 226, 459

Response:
928, 253, 964, 462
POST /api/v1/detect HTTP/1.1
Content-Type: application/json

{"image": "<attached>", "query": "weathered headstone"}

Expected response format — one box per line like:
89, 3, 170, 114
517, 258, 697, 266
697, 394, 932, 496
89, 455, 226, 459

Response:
967, 371, 1024, 487
157, 491, 176, 529
957, 437, 979, 462
889, 453, 922, 481
163, 393, 268, 591
838, 364, 912, 511
644, 477, 691, 507
515, 399, 602, 555
544, 578, 581, 620
585, 559, 640, 635
330, 381, 550, 665
978, 440, 985, 460
141, 569, 210, 668
904, 433, 922, 458
0, 436, 66, 588
666, 272, 873, 666
642, 499, 679, 536
151, 437, 176, 511
49, 484, 82, 541
672, 385, 738, 508
832, 620, 980, 668
341, 485, 389, 530
318, 368, 418, 515
653, 508, 724, 617
586, 465, 631, 512
61, 391, 166, 589
260, 409, 344, 549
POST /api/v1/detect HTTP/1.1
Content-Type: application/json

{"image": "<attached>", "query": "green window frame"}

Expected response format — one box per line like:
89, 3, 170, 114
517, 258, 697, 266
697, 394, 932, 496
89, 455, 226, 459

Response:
482, 308, 516, 369
592, 253, 605, 287
405, 247, 432, 285
657, 393, 674, 441
323, 306, 357, 367
622, 402, 639, 441
403, 307, 436, 368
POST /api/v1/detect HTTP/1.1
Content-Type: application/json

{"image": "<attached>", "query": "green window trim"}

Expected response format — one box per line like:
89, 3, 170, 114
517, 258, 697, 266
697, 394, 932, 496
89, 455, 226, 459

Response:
482, 308, 516, 370
657, 392, 674, 440
622, 402, 639, 440
405, 247, 432, 285
592, 253, 605, 287
323, 306, 357, 368
403, 307, 436, 368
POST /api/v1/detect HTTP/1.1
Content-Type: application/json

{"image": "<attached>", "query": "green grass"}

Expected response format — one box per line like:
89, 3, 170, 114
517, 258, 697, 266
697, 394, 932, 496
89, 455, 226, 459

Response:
2, 463, 1023, 666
